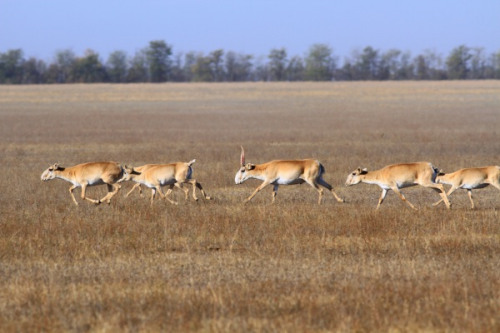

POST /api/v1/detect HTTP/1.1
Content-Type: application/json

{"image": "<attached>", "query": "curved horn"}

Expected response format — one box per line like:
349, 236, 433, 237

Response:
240, 146, 245, 166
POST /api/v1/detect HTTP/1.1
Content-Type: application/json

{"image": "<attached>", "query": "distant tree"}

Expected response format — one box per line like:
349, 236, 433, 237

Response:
225, 51, 253, 81
210, 49, 225, 81
469, 47, 486, 79
489, 51, 500, 79
127, 49, 148, 82
189, 50, 226, 82
169, 52, 185, 82
396, 51, 414, 79
287, 55, 305, 81
225, 51, 238, 81
336, 58, 354, 80
146, 40, 172, 82
22, 57, 46, 83
253, 56, 270, 81
183, 51, 197, 82
191, 53, 213, 81
356, 46, 379, 80
268, 48, 287, 81
0, 49, 24, 83
304, 44, 335, 81
414, 55, 429, 80
73, 49, 106, 83
107, 51, 128, 83
378, 49, 401, 80
50, 49, 76, 83
446, 45, 471, 79
419, 50, 446, 80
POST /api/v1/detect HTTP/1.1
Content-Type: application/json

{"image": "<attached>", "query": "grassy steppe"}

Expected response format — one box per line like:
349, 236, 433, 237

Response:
0, 81, 499, 332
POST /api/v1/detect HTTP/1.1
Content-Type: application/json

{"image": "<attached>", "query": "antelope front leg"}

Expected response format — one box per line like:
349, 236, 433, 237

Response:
433, 186, 457, 206
271, 184, 279, 203
173, 183, 189, 201
165, 184, 182, 204
160, 186, 178, 205
81, 183, 100, 205
392, 187, 417, 210
245, 181, 270, 203
376, 189, 388, 210
467, 190, 475, 209
126, 183, 142, 198
69, 185, 79, 206
150, 188, 157, 206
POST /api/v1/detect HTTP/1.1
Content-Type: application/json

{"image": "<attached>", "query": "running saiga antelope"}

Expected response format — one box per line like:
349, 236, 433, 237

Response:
41, 161, 133, 205
432, 166, 500, 209
345, 162, 451, 210
234, 146, 344, 204
123, 164, 188, 199
120, 159, 211, 205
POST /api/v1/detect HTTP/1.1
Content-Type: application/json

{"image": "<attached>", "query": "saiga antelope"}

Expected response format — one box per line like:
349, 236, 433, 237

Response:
41, 161, 133, 206
123, 164, 189, 200
120, 159, 211, 205
345, 162, 451, 210
432, 166, 500, 209
234, 146, 344, 204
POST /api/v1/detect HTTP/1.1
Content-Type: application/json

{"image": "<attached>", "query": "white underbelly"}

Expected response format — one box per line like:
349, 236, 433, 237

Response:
272, 178, 305, 185
462, 183, 489, 190
87, 179, 105, 186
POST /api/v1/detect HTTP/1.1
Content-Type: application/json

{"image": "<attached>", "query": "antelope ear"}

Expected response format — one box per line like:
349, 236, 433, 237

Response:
53, 163, 60, 169
246, 163, 255, 170
356, 167, 362, 173
362, 168, 368, 172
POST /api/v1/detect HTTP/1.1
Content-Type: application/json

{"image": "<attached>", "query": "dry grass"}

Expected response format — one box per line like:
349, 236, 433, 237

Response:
0, 81, 499, 332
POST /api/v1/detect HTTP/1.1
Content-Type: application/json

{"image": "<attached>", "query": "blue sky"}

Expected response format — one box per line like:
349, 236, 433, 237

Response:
1, 0, 499, 62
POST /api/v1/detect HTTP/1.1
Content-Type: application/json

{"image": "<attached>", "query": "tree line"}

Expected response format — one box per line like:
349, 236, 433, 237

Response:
1, 40, 499, 84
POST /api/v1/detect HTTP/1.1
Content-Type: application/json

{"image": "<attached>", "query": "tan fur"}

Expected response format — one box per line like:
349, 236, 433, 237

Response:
41, 161, 129, 205
345, 162, 450, 210
433, 166, 500, 209
235, 147, 344, 204
121, 160, 211, 206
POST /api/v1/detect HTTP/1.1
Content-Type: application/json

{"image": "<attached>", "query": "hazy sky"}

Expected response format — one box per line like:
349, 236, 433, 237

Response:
1, 0, 499, 62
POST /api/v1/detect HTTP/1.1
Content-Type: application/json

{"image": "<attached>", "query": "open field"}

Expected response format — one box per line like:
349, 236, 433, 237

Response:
1, 81, 499, 332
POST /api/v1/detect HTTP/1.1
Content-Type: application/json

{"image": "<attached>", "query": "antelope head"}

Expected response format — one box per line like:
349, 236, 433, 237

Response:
119, 165, 141, 182
345, 167, 368, 186
434, 169, 447, 184
41, 163, 63, 181
235, 146, 256, 184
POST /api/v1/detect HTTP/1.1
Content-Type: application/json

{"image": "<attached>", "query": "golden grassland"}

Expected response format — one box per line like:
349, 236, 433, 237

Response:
0, 81, 499, 332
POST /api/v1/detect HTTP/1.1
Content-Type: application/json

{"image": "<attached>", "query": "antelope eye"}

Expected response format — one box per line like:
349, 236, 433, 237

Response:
352, 172, 356, 176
